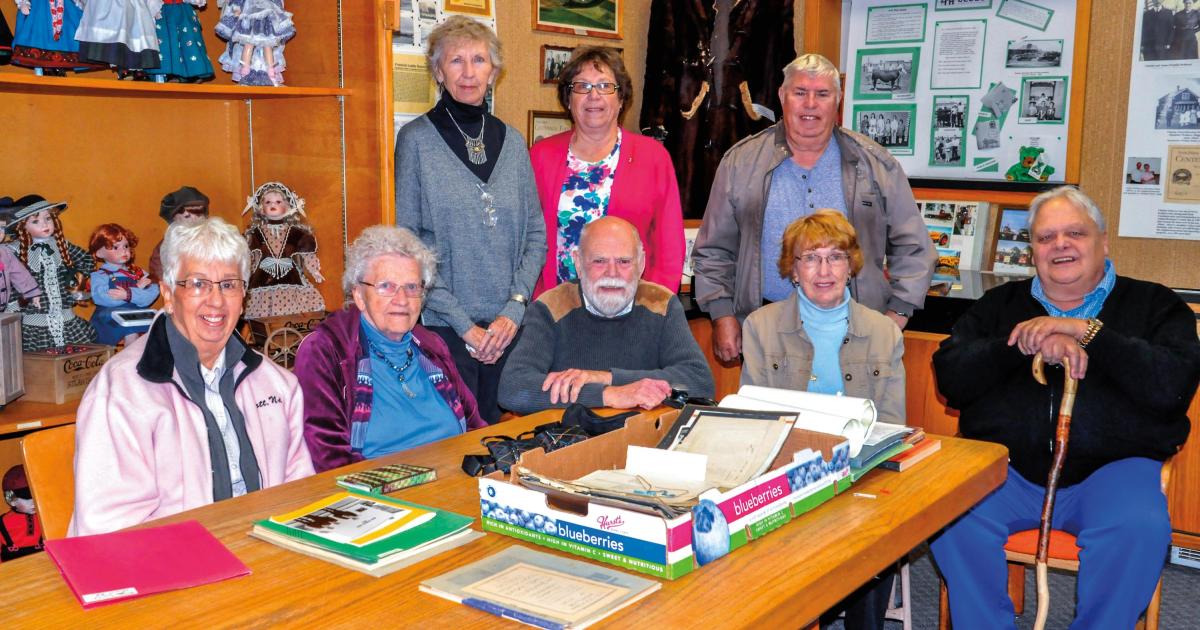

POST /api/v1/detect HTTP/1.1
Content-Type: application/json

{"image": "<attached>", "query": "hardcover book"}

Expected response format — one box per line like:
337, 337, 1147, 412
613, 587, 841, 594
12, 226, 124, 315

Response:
880, 438, 942, 472
250, 490, 479, 577
335, 463, 437, 495
420, 545, 660, 629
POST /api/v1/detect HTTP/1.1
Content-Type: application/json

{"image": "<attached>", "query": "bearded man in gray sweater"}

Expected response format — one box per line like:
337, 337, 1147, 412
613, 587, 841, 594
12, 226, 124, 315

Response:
499, 217, 714, 413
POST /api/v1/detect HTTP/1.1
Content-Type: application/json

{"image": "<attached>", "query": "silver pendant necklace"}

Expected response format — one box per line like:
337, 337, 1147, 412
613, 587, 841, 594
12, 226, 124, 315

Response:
369, 343, 418, 399
446, 106, 487, 165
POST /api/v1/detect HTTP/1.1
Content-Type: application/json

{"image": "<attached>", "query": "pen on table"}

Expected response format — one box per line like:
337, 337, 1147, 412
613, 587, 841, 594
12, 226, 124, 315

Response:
853, 492, 877, 499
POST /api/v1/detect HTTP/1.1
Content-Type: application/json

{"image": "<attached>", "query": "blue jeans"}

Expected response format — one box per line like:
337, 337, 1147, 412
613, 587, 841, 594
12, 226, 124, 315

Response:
931, 458, 1170, 630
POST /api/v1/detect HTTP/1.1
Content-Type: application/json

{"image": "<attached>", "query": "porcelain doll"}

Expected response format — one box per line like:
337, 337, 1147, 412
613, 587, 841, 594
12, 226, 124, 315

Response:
88, 223, 159, 346
73, 0, 162, 75
5, 195, 96, 351
1, 466, 44, 563
215, 0, 294, 87
10, 0, 103, 74
148, 185, 209, 281
242, 181, 324, 319
0, 197, 43, 311
147, 0, 214, 82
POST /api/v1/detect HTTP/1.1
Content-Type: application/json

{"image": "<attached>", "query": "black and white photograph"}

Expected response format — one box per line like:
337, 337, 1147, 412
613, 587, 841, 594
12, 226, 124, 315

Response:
935, 0, 992, 8
1127, 157, 1163, 185
1153, 77, 1200, 129
931, 129, 964, 166
1018, 76, 1067, 124
1005, 39, 1064, 68
853, 47, 919, 100
541, 45, 573, 85
1141, 0, 1198, 62
853, 105, 915, 155
933, 96, 967, 129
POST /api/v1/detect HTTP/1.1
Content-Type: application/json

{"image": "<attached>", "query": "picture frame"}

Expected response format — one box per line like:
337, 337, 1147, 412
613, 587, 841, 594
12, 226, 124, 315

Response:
443, 0, 493, 18
528, 110, 573, 147
541, 45, 573, 85
532, 0, 622, 40
989, 207, 1035, 276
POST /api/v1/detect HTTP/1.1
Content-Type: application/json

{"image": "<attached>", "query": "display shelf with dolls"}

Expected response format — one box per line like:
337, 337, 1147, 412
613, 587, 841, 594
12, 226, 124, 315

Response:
1, 465, 44, 562
3, 195, 95, 351
9, 0, 104, 75
148, 185, 209, 282
73, 0, 163, 78
146, 0, 214, 83
242, 181, 324, 320
88, 223, 159, 346
215, 0, 295, 87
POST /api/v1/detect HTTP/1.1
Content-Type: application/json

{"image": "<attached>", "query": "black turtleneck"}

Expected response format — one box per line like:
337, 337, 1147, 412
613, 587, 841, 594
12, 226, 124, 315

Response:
426, 93, 507, 182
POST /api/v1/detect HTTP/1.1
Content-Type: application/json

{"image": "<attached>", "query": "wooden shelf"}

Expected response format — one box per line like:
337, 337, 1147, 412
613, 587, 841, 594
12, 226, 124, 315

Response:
0, 71, 350, 99
0, 399, 77, 437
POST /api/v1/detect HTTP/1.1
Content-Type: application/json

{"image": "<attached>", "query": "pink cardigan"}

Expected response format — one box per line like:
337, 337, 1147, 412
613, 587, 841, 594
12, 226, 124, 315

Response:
530, 129, 685, 297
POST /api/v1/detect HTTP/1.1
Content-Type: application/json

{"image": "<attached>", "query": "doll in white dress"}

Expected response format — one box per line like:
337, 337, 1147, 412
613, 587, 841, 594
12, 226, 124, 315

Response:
73, 0, 163, 75
215, 0, 294, 86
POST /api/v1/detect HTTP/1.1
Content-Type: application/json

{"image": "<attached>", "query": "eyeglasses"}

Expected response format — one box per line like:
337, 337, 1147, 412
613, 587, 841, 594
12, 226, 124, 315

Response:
175, 278, 247, 297
795, 252, 851, 268
569, 81, 619, 95
359, 280, 425, 298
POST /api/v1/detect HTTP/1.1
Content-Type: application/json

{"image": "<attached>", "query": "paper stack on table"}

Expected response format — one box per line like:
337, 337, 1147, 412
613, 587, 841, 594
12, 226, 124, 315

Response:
720, 385, 878, 457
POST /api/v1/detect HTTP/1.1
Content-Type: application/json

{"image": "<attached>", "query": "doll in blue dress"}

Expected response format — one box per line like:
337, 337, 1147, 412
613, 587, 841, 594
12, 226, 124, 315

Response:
10, 0, 103, 74
87, 223, 158, 346
147, 0, 214, 82
215, 0, 294, 86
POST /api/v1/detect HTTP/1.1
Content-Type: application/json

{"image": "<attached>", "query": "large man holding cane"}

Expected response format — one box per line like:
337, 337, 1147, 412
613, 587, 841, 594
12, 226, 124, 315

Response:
930, 186, 1200, 627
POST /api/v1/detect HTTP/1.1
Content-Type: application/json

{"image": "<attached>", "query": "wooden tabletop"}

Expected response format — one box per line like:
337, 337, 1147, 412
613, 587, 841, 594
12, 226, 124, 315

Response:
0, 409, 1007, 628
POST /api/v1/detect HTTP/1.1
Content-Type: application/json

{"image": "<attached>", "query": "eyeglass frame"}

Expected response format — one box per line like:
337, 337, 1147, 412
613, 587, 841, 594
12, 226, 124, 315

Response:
358, 280, 426, 299
568, 81, 620, 95
173, 278, 248, 297
793, 251, 851, 268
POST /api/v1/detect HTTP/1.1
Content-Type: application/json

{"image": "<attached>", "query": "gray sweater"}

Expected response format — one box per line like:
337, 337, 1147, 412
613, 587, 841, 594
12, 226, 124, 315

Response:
498, 281, 715, 414
395, 116, 547, 334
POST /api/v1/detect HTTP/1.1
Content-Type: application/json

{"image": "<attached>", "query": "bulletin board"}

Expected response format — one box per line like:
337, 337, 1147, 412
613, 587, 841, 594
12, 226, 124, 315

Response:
838, 0, 1089, 187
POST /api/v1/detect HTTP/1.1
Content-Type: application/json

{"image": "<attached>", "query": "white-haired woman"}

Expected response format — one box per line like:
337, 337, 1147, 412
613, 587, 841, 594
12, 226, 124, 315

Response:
394, 15, 546, 424
295, 226, 485, 473
70, 217, 314, 537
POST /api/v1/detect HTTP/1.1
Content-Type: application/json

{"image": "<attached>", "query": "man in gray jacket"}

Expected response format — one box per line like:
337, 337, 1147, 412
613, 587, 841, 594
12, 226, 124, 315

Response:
692, 53, 935, 363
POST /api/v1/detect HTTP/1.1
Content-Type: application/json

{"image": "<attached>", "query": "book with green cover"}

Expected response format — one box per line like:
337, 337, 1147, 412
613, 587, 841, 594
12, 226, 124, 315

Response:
336, 463, 437, 495
249, 490, 479, 576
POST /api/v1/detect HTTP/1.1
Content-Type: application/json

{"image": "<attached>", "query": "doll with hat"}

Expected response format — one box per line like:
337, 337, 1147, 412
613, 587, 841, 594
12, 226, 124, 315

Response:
0, 197, 43, 311
1, 465, 44, 562
5, 195, 96, 351
88, 223, 159, 346
242, 181, 324, 319
148, 185, 209, 282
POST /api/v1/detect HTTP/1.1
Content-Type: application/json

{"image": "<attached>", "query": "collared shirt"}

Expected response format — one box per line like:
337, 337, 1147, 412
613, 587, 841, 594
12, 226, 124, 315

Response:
198, 352, 246, 497
1031, 258, 1117, 319
581, 286, 634, 318
761, 140, 847, 302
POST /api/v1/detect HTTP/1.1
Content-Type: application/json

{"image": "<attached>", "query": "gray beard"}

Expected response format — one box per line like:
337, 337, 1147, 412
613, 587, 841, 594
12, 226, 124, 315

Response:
582, 276, 635, 317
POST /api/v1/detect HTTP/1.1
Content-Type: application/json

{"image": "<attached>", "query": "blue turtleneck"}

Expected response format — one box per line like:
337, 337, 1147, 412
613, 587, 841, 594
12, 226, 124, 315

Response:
797, 286, 851, 396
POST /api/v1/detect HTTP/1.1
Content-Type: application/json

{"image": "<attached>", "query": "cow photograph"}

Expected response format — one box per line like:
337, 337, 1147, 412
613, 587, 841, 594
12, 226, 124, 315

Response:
854, 47, 920, 100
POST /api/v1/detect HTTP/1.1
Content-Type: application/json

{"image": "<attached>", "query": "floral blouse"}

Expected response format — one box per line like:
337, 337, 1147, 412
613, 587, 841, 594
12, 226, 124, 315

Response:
555, 129, 622, 283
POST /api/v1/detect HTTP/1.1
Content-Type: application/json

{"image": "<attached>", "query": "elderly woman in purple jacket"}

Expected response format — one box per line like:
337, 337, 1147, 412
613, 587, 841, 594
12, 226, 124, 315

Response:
295, 226, 486, 472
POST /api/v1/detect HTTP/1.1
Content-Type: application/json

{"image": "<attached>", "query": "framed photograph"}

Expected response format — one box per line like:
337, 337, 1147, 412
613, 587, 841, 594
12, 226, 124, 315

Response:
1018, 76, 1067, 124
853, 46, 921, 100
444, 0, 494, 18
990, 208, 1034, 275
852, 103, 917, 156
541, 45, 573, 85
528, 110, 572, 147
929, 95, 968, 168
1005, 39, 1063, 69
533, 0, 622, 40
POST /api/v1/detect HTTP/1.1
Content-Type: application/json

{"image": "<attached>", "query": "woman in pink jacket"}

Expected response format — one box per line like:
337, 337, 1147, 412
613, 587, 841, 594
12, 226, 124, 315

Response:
530, 46, 685, 297
69, 218, 314, 537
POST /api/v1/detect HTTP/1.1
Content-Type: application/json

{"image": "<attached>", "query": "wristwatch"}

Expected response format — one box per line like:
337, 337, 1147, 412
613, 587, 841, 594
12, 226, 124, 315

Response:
1078, 318, 1103, 348
509, 293, 528, 305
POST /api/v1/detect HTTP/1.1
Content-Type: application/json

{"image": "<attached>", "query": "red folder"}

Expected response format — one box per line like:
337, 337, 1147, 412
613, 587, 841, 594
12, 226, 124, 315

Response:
45, 520, 250, 608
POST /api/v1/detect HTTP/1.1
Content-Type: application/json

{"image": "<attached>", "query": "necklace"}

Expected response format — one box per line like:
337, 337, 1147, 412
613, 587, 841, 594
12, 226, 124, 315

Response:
369, 343, 418, 399
445, 106, 488, 165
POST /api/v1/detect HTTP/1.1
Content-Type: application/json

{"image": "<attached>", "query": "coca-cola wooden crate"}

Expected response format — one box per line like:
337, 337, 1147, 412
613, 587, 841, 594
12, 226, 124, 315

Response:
21, 344, 114, 404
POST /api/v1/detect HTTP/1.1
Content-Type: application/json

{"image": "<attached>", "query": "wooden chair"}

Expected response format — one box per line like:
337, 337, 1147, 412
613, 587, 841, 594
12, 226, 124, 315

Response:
938, 459, 1174, 630
20, 425, 76, 540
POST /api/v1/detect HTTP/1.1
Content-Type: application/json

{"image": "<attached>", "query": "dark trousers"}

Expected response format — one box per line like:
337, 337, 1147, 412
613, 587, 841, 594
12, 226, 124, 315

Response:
428, 325, 521, 424
820, 565, 897, 630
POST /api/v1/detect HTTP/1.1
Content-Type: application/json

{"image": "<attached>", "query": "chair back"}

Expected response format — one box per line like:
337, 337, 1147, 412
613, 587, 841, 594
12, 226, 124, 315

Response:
21, 425, 76, 540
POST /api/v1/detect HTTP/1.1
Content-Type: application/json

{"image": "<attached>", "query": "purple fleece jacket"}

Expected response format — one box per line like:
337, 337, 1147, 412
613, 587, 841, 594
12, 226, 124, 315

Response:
295, 305, 486, 472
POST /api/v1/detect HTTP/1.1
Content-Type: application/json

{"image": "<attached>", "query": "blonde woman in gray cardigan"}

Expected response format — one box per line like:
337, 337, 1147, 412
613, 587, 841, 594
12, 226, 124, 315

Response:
394, 16, 546, 423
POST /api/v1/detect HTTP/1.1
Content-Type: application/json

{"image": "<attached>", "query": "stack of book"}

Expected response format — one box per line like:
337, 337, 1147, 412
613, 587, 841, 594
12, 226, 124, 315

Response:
250, 490, 481, 577
880, 433, 942, 472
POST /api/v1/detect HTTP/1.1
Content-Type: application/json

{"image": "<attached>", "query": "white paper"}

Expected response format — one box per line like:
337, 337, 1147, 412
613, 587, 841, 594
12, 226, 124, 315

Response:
625, 445, 707, 484
931, 20, 985, 89
720, 385, 877, 458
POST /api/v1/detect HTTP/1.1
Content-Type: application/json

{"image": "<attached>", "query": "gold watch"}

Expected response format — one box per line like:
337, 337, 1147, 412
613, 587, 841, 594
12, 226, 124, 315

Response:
1078, 318, 1103, 348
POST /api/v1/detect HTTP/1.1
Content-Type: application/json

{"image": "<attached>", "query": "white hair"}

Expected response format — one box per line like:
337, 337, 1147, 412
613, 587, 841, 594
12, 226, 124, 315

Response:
782, 53, 842, 101
1027, 185, 1107, 233
161, 217, 250, 286
343, 226, 438, 297
426, 15, 504, 78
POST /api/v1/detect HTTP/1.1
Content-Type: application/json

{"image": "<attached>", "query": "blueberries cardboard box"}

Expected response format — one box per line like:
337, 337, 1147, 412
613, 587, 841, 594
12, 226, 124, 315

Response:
478, 410, 851, 580
20, 344, 114, 404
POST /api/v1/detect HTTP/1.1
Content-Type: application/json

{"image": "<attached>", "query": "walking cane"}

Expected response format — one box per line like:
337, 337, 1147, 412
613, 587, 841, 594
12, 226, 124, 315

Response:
1030, 352, 1078, 630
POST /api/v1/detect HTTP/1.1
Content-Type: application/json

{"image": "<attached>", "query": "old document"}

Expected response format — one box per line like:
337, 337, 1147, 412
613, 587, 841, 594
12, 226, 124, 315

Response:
462, 563, 630, 624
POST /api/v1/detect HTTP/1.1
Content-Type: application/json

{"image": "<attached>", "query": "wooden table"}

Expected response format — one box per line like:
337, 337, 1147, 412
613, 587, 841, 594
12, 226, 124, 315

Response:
0, 409, 1007, 628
